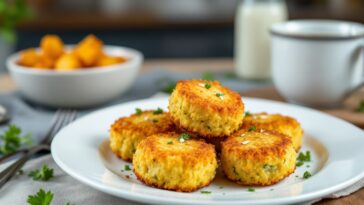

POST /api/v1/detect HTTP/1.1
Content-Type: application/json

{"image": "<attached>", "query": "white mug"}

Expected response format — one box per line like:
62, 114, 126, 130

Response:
271, 20, 364, 107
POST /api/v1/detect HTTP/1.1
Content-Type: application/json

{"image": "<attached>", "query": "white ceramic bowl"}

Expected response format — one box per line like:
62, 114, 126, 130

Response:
7, 46, 143, 108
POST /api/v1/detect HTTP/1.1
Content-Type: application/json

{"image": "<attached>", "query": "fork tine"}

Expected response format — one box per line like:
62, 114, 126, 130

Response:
45, 110, 78, 145
40, 109, 65, 144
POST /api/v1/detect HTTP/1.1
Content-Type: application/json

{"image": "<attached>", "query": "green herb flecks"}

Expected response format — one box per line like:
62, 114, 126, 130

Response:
135, 108, 143, 115
247, 188, 255, 192
204, 83, 211, 89
124, 165, 132, 171
153, 108, 163, 115
245, 111, 252, 117
248, 125, 256, 132
178, 133, 190, 143
215, 93, 224, 98
303, 171, 312, 179
200, 190, 211, 194
167, 141, 173, 145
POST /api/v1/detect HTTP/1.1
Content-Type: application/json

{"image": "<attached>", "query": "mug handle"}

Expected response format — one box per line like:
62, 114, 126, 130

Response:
346, 41, 364, 97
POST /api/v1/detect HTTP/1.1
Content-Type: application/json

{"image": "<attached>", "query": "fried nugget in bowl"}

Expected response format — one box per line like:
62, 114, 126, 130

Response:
243, 112, 303, 151
221, 129, 296, 186
110, 110, 174, 162
133, 132, 218, 192
169, 80, 245, 138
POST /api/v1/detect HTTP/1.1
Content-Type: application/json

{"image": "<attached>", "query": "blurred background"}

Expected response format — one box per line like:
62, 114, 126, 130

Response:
1, 0, 364, 69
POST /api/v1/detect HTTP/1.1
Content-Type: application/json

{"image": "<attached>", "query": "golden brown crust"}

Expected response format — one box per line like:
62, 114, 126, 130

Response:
168, 80, 245, 138
133, 132, 218, 192
109, 110, 174, 161
221, 129, 296, 186
242, 112, 303, 151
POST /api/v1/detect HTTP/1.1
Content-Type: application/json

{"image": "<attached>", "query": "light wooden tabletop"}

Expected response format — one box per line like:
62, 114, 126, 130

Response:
0, 58, 363, 205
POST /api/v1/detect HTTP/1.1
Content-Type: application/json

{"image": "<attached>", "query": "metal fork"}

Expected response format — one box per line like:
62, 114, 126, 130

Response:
0, 109, 77, 189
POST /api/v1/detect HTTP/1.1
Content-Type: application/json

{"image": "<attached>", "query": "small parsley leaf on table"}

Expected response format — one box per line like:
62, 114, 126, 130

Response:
28, 164, 54, 181
27, 189, 53, 205
0, 124, 32, 155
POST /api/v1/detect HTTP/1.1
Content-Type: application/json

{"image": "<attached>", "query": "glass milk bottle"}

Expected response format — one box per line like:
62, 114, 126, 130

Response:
235, 0, 287, 79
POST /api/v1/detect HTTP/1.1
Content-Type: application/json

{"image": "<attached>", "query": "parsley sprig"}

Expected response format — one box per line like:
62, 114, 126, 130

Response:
0, 125, 32, 155
178, 133, 190, 143
28, 164, 54, 181
296, 151, 311, 167
27, 189, 53, 205
153, 108, 163, 115
135, 108, 143, 115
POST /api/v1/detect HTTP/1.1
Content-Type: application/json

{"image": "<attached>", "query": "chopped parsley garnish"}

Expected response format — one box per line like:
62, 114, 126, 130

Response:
296, 161, 304, 167
247, 188, 255, 192
0, 124, 32, 155
204, 83, 211, 89
152, 119, 159, 123
28, 164, 54, 181
157, 78, 176, 94
215, 93, 224, 97
167, 141, 173, 145
135, 108, 143, 115
200, 190, 211, 194
297, 151, 311, 162
245, 111, 252, 117
27, 189, 53, 205
303, 171, 312, 179
153, 108, 163, 115
356, 100, 364, 112
124, 165, 132, 171
248, 125, 256, 132
178, 133, 190, 143
201, 72, 215, 81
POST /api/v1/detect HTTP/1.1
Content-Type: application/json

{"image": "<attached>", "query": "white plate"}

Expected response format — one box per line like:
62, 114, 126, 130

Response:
51, 97, 364, 205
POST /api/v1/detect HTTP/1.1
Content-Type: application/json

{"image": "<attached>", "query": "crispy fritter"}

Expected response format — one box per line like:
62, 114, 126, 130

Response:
55, 53, 81, 71
221, 129, 296, 186
133, 132, 218, 192
168, 80, 245, 138
243, 112, 303, 151
110, 110, 174, 161
40, 35, 64, 59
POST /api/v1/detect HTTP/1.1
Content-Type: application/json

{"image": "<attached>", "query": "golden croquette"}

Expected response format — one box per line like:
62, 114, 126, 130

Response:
168, 80, 245, 138
221, 129, 296, 186
109, 110, 174, 162
242, 112, 303, 151
133, 132, 218, 192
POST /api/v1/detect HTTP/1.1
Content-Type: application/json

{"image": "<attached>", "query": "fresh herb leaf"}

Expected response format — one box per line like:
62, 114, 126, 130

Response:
28, 164, 54, 181
303, 171, 312, 179
0, 125, 32, 155
135, 108, 143, 115
297, 151, 311, 162
200, 190, 211, 194
296, 161, 304, 167
27, 189, 53, 205
153, 108, 163, 115
124, 165, 131, 171
356, 100, 364, 112
215, 93, 224, 97
178, 133, 190, 143
245, 111, 251, 117
167, 141, 173, 145
201, 72, 215, 81
248, 125, 256, 132
157, 78, 176, 94
204, 83, 211, 89
247, 188, 255, 192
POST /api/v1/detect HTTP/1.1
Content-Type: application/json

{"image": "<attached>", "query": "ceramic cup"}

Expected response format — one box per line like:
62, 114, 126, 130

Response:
271, 20, 364, 107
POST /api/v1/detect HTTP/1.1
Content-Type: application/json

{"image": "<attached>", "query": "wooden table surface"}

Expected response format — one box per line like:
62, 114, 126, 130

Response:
0, 58, 363, 205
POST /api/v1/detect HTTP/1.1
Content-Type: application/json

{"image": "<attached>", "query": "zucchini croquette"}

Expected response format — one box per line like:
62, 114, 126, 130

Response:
133, 132, 218, 192
243, 112, 303, 151
168, 80, 245, 138
109, 110, 174, 161
221, 129, 296, 186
